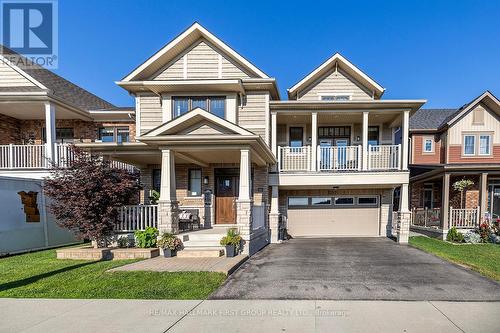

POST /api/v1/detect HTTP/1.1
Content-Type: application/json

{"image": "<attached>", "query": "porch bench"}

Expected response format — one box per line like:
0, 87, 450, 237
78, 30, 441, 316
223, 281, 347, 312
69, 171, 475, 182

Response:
178, 209, 201, 231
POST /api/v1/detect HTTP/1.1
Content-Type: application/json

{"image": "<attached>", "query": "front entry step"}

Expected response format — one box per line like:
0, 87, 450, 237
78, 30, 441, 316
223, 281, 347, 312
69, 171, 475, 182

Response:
177, 247, 225, 258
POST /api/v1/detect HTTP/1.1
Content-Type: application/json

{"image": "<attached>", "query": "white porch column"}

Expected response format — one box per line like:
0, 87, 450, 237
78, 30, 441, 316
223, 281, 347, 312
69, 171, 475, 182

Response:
269, 185, 280, 243
362, 111, 369, 170
401, 110, 410, 170
397, 183, 410, 244
271, 112, 278, 169
479, 172, 488, 221
158, 149, 179, 234
311, 112, 318, 171
44, 102, 56, 163
236, 149, 253, 253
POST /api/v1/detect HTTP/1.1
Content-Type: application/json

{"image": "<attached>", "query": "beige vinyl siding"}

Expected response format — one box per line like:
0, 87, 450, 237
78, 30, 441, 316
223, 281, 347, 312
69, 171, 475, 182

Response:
154, 55, 184, 80
238, 91, 268, 140
0, 62, 36, 87
152, 39, 253, 80
138, 94, 162, 134
297, 68, 373, 101
448, 104, 500, 144
221, 55, 250, 79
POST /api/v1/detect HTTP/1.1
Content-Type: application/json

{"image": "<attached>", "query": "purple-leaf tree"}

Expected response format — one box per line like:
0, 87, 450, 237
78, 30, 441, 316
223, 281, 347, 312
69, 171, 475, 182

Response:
43, 146, 141, 247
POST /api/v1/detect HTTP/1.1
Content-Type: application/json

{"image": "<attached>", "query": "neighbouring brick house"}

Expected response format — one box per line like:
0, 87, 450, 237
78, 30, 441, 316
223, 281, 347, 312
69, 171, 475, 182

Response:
0, 45, 135, 179
409, 91, 500, 239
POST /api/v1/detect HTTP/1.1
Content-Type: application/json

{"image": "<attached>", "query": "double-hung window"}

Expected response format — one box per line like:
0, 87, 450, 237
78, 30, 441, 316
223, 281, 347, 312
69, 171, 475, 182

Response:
463, 135, 476, 155
98, 127, 130, 143
479, 135, 491, 155
172, 96, 226, 119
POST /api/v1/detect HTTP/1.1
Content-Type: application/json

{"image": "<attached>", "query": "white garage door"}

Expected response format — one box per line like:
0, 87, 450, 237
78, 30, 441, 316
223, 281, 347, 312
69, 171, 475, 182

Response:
287, 196, 380, 237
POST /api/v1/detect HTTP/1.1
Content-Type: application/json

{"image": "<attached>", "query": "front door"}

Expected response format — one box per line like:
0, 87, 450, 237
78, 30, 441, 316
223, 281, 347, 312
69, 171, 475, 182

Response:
319, 139, 333, 170
215, 174, 239, 224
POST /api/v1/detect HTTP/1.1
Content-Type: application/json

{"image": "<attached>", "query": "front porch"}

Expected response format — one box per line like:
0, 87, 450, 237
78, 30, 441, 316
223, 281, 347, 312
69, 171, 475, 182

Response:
410, 168, 500, 238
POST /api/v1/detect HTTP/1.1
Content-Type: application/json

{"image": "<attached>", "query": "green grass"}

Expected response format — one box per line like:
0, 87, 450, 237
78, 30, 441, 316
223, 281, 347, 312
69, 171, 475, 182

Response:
409, 236, 500, 281
0, 248, 225, 299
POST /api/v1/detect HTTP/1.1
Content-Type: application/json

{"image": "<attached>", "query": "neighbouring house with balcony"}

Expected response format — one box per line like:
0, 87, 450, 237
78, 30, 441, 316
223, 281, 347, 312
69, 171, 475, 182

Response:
0, 45, 135, 254
0, 45, 136, 179
409, 91, 500, 239
78, 23, 423, 256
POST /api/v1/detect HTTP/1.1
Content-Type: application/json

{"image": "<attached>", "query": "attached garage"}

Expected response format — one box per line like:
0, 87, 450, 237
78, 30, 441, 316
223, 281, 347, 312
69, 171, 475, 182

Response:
286, 195, 380, 237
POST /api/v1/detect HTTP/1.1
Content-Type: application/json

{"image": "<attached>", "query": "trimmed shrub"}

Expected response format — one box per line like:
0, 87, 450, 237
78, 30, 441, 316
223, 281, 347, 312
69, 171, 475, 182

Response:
463, 231, 481, 244
447, 227, 464, 243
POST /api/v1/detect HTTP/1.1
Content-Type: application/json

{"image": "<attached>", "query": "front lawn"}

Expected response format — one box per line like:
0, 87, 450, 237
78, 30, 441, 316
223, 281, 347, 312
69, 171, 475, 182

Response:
0, 248, 225, 299
409, 236, 500, 281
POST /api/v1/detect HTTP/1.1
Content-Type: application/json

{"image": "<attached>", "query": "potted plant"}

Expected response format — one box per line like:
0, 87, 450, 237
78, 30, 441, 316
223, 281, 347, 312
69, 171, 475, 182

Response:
157, 232, 183, 257
220, 229, 242, 257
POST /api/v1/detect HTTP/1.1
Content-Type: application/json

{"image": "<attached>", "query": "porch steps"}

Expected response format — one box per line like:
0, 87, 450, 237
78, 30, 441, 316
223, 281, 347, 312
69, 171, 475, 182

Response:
179, 229, 228, 257
177, 247, 224, 258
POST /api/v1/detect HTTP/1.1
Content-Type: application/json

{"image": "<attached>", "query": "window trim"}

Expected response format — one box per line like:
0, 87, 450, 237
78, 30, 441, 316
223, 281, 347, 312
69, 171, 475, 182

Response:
187, 168, 202, 197
171, 96, 226, 119
422, 136, 434, 153
463, 134, 476, 156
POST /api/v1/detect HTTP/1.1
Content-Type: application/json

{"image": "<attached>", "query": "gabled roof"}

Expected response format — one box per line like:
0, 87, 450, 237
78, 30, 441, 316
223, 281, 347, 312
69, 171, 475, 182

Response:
287, 53, 385, 100
410, 90, 500, 131
409, 91, 500, 132
122, 22, 269, 82
142, 107, 255, 137
0, 45, 115, 111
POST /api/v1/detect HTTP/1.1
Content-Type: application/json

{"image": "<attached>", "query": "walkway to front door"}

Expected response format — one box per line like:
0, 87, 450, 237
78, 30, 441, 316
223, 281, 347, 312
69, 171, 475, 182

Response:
210, 238, 500, 300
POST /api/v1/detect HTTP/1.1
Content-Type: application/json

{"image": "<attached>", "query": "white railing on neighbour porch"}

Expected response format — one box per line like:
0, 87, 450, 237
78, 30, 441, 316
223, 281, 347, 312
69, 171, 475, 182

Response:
278, 146, 311, 172
412, 208, 441, 228
0, 143, 136, 171
368, 144, 401, 170
318, 145, 361, 171
0, 144, 47, 169
116, 204, 158, 231
252, 205, 266, 230
449, 207, 479, 229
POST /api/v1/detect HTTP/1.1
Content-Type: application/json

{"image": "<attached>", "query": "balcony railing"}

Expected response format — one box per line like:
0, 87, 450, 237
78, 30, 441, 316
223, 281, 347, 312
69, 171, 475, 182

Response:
411, 207, 441, 229
450, 207, 480, 229
278, 144, 401, 172
0, 143, 135, 172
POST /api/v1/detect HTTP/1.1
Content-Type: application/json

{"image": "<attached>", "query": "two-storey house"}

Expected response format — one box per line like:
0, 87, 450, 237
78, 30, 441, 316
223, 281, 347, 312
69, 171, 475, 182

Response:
80, 23, 424, 255
409, 91, 500, 238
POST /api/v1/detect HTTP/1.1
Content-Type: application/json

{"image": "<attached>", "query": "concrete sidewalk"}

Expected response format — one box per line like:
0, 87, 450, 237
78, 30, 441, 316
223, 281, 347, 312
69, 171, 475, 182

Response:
1, 298, 499, 332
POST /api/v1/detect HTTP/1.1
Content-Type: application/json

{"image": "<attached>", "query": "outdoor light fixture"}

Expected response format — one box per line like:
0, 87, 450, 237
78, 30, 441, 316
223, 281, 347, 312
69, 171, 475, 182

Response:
203, 176, 209, 185
356, 136, 361, 141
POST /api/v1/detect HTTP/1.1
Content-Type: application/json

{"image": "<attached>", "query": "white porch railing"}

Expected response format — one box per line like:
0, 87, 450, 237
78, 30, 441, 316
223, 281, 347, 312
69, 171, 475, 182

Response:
449, 207, 480, 229
411, 208, 441, 228
278, 144, 401, 172
278, 146, 311, 172
252, 205, 266, 230
368, 144, 401, 170
116, 204, 158, 232
318, 145, 361, 171
0, 143, 136, 171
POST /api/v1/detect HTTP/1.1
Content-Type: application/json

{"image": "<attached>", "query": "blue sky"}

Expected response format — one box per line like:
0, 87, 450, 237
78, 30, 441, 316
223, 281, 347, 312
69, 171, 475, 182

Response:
55, 0, 500, 108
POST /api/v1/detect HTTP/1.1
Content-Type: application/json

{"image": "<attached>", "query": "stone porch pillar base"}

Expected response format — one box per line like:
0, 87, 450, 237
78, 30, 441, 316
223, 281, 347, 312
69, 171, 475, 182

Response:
158, 200, 179, 234
397, 211, 411, 244
236, 199, 253, 254
269, 213, 280, 243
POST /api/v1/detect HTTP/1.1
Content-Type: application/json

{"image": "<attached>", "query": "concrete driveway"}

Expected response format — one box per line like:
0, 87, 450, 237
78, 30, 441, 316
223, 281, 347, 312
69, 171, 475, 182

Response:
210, 238, 500, 300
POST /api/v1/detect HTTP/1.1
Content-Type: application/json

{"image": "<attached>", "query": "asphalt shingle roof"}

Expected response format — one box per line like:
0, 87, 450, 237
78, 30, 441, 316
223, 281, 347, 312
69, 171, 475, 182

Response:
409, 108, 458, 130
1, 45, 115, 111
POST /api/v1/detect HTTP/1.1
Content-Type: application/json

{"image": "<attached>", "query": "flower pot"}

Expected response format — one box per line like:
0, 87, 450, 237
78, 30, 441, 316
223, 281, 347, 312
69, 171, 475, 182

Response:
163, 248, 176, 257
225, 245, 236, 257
